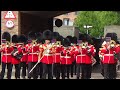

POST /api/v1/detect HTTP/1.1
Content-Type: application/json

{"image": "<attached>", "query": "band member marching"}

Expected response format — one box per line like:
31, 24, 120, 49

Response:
99, 38, 118, 79
84, 40, 96, 79
61, 38, 72, 79
0, 32, 13, 79
27, 32, 39, 79
18, 35, 28, 79
11, 35, 22, 79
70, 36, 77, 77
36, 32, 43, 79
40, 30, 54, 79
52, 34, 63, 79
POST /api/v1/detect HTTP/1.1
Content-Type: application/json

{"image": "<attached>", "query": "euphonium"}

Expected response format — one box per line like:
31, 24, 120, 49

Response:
110, 40, 116, 48
32, 40, 37, 46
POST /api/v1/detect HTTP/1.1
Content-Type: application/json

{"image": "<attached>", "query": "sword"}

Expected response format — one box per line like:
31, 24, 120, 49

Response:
29, 55, 44, 74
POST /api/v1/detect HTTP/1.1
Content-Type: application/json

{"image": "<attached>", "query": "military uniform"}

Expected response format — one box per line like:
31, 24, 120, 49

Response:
99, 41, 118, 79
0, 32, 12, 79
53, 45, 62, 79
0, 42, 13, 79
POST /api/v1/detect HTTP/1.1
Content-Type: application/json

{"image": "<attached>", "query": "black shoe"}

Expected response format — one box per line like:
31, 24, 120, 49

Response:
77, 77, 79, 79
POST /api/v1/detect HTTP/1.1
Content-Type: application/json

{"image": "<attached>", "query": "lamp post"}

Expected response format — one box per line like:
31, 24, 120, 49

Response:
84, 25, 92, 34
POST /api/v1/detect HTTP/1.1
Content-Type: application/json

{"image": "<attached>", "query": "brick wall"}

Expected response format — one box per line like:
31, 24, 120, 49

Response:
1, 11, 19, 36
104, 25, 120, 39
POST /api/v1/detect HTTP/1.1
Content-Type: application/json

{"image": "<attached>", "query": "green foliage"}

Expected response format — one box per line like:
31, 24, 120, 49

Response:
74, 11, 120, 38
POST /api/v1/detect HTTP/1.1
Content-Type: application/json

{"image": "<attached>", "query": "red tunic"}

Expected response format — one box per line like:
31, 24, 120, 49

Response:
1, 44, 13, 63
27, 44, 39, 62
53, 45, 62, 63
11, 44, 22, 64
41, 44, 53, 64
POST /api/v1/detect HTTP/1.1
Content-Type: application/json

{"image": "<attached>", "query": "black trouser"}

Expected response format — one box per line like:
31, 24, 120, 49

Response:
100, 62, 104, 77
66, 65, 71, 79
28, 62, 38, 79
76, 63, 86, 79
84, 64, 92, 79
61, 64, 66, 79
103, 64, 116, 79
11, 64, 20, 79
37, 62, 43, 79
0, 62, 12, 79
53, 63, 61, 79
71, 61, 76, 77
20, 62, 27, 78
42, 63, 53, 79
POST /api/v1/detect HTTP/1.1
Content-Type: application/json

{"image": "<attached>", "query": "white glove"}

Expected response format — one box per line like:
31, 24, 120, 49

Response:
47, 49, 50, 53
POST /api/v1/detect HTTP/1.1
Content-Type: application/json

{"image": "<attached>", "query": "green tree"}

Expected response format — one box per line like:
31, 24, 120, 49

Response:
74, 11, 120, 38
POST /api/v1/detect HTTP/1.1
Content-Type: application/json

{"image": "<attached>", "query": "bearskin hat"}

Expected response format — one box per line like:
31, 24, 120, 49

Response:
12, 35, 18, 43
52, 32, 60, 40
62, 38, 71, 47
28, 31, 36, 40
18, 34, 27, 43
2, 32, 11, 42
66, 36, 73, 43
43, 30, 53, 40
72, 36, 77, 44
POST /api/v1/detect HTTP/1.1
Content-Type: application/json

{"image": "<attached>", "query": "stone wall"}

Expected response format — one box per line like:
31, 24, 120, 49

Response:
53, 26, 80, 39
104, 25, 120, 39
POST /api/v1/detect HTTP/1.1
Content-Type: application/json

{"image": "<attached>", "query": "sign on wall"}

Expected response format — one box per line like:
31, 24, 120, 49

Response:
5, 20, 14, 28
4, 11, 16, 19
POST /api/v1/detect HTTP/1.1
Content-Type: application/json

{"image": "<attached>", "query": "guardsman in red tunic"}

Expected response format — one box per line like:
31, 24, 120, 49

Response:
84, 41, 96, 79
0, 32, 13, 79
75, 40, 86, 79
52, 34, 63, 79
60, 45, 66, 79
18, 35, 28, 79
99, 40, 118, 79
11, 35, 22, 79
61, 38, 72, 79
70, 36, 77, 77
40, 30, 54, 79
27, 40, 39, 79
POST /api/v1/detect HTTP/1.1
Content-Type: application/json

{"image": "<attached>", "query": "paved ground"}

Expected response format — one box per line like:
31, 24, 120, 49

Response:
0, 64, 120, 79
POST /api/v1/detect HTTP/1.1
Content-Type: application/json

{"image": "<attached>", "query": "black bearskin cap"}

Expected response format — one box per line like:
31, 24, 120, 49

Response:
66, 36, 72, 43
2, 32, 11, 42
12, 35, 18, 43
18, 34, 27, 43
43, 30, 52, 40
36, 32, 43, 43
72, 36, 77, 44
62, 38, 71, 47
28, 31, 36, 40
52, 32, 60, 40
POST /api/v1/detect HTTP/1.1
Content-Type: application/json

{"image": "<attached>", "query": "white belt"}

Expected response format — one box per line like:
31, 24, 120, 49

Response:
64, 56, 71, 58
55, 53, 60, 55
3, 54, 11, 55
77, 54, 86, 56
29, 53, 38, 54
104, 54, 114, 56
23, 54, 27, 55
44, 54, 53, 56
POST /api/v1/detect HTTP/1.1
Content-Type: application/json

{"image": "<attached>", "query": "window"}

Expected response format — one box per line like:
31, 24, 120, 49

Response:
63, 18, 69, 26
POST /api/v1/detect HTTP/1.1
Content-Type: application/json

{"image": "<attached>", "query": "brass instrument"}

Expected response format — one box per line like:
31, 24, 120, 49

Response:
110, 40, 116, 48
